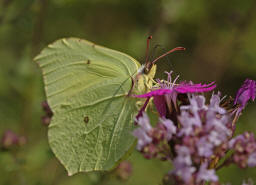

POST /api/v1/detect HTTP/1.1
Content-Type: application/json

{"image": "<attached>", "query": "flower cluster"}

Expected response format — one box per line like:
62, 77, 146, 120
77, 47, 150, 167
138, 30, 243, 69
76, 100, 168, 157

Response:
229, 132, 256, 168
133, 72, 256, 185
133, 113, 176, 159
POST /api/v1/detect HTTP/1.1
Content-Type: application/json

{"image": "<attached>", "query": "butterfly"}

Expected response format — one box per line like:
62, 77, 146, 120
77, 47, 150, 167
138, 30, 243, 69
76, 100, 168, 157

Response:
35, 37, 184, 175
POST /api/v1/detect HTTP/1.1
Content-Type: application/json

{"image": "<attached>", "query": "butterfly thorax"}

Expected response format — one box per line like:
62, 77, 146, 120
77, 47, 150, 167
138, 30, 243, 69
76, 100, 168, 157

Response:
134, 64, 157, 95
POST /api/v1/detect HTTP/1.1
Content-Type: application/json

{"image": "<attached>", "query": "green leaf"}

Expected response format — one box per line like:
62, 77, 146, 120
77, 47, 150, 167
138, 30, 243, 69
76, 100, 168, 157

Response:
35, 38, 141, 175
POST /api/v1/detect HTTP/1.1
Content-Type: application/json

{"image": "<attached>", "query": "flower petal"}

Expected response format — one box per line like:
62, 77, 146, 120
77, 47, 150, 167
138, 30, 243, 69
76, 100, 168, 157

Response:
134, 89, 173, 98
136, 97, 150, 120
153, 95, 167, 117
176, 83, 216, 93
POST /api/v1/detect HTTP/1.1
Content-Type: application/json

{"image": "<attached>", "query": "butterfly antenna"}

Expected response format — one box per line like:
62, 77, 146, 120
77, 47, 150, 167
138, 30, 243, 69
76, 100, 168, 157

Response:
150, 44, 174, 69
151, 47, 186, 65
161, 45, 175, 70
145, 36, 153, 66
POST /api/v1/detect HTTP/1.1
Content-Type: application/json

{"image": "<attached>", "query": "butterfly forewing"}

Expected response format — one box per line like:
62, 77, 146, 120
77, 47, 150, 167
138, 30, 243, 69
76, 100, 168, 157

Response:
35, 38, 140, 175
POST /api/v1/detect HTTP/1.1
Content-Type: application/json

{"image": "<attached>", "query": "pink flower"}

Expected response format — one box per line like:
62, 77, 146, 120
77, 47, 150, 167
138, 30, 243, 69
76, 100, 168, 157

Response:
135, 71, 216, 118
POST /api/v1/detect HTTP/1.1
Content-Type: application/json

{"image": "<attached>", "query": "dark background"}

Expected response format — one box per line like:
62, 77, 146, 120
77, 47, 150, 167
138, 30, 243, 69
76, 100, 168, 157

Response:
0, 0, 256, 184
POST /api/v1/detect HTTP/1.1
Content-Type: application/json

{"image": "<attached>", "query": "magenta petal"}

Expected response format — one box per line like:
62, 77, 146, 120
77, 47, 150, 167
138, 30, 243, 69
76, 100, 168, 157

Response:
176, 83, 216, 94
153, 95, 167, 117
196, 81, 215, 88
136, 97, 150, 120
134, 89, 173, 98
197, 84, 216, 92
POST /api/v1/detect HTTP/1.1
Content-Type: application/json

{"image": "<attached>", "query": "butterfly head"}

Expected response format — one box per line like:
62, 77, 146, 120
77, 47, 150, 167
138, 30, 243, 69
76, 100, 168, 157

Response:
137, 64, 157, 80
133, 36, 185, 95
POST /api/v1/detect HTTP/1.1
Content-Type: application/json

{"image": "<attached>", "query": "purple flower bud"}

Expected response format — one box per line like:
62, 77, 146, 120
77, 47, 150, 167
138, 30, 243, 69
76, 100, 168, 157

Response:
205, 110, 231, 144
181, 95, 207, 113
178, 111, 201, 137
196, 163, 218, 183
0, 130, 26, 149
136, 112, 152, 132
248, 152, 256, 167
174, 146, 192, 166
41, 115, 51, 126
41, 101, 53, 126
209, 92, 226, 114
116, 161, 132, 180
41, 101, 53, 116
234, 79, 256, 115
229, 132, 256, 168
172, 165, 196, 184
159, 118, 176, 140
210, 120, 231, 143
229, 135, 244, 148
208, 131, 224, 146
171, 146, 196, 183
133, 112, 152, 150
197, 137, 214, 157
143, 144, 158, 159
133, 128, 152, 150
194, 95, 207, 110
1, 130, 19, 148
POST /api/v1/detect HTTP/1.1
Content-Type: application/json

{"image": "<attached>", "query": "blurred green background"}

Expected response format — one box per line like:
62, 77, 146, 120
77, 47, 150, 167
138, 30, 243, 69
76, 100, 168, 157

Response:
0, 0, 256, 184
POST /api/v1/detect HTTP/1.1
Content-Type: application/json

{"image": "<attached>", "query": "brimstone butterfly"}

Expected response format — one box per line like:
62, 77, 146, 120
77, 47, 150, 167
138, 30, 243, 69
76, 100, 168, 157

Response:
35, 37, 184, 175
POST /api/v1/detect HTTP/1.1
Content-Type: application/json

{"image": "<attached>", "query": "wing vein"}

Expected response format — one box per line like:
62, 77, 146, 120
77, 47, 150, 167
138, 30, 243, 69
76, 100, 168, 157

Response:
107, 99, 127, 160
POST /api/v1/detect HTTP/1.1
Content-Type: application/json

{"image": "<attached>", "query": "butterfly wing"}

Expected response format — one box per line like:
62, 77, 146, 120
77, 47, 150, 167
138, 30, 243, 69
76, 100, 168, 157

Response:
35, 38, 141, 175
